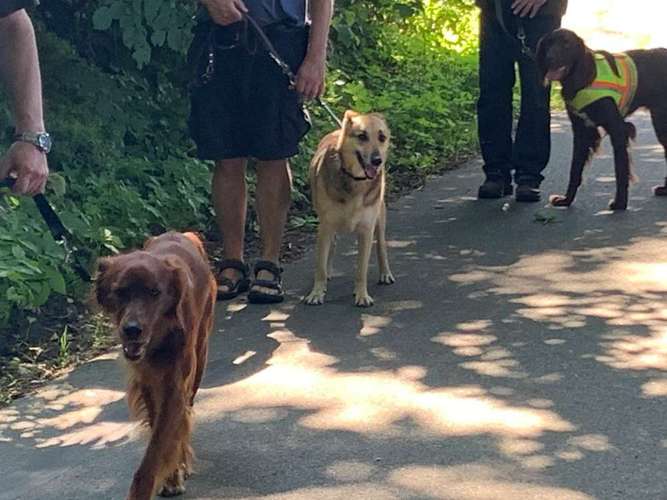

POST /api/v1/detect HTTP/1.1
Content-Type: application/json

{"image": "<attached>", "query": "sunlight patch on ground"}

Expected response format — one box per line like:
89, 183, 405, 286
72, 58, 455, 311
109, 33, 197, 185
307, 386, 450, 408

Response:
197, 328, 573, 443
0, 381, 137, 449
448, 237, 667, 396
388, 464, 593, 500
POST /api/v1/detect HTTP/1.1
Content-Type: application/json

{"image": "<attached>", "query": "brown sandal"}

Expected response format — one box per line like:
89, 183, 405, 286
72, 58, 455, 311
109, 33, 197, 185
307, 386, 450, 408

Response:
248, 260, 284, 304
216, 259, 250, 301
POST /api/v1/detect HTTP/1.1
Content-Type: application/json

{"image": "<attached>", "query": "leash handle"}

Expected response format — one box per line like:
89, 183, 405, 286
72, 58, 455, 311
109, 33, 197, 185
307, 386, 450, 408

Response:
0, 176, 91, 281
244, 14, 343, 128
0, 177, 15, 190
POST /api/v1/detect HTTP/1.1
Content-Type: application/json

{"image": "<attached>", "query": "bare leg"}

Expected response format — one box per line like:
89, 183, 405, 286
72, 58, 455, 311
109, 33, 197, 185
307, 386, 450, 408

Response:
376, 203, 395, 285
354, 226, 375, 307
252, 159, 292, 296
212, 159, 248, 292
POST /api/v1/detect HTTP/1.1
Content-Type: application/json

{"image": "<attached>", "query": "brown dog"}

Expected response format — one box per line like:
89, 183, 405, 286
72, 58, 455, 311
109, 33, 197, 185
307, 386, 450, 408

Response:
304, 111, 395, 307
537, 28, 667, 210
95, 232, 217, 499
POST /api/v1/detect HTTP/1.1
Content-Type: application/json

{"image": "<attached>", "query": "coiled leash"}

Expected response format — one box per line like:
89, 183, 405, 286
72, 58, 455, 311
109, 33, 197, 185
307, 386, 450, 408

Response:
494, 0, 536, 61
0, 178, 91, 282
198, 14, 342, 128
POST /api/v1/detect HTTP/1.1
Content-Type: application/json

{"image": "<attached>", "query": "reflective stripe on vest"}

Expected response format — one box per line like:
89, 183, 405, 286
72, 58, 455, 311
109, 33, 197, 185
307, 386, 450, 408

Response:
568, 52, 638, 117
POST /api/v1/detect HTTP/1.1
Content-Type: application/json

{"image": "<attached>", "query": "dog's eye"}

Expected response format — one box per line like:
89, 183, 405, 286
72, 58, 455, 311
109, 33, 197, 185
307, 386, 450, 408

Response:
115, 287, 131, 301
149, 288, 160, 297
357, 132, 369, 142
378, 132, 387, 143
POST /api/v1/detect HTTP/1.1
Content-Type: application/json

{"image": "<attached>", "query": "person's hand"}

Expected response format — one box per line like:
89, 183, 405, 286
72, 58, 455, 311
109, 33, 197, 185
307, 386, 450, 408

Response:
511, 0, 547, 18
0, 141, 48, 196
295, 54, 326, 100
201, 0, 248, 26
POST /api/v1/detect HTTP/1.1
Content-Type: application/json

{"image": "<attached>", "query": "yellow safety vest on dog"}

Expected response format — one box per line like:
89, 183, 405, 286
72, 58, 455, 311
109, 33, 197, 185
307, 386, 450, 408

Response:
568, 52, 638, 117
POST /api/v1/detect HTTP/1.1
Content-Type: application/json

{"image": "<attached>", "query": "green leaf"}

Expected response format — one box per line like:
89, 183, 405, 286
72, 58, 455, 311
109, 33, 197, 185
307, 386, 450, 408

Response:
11, 246, 25, 260
151, 30, 166, 47
92, 6, 113, 31
145, 0, 162, 24
47, 172, 67, 198
46, 269, 67, 295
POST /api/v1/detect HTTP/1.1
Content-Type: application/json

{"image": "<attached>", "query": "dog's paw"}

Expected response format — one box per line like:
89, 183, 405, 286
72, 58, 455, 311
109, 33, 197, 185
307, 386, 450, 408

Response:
609, 198, 628, 211
354, 290, 374, 307
654, 185, 667, 197
549, 194, 571, 207
158, 469, 186, 497
304, 287, 326, 305
378, 271, 395, 285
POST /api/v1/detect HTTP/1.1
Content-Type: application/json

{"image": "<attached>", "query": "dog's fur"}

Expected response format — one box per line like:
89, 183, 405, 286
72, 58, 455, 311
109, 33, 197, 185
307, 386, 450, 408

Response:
536, 28, 667, 209
95, 232, 217, 499
304, 111, 395, 307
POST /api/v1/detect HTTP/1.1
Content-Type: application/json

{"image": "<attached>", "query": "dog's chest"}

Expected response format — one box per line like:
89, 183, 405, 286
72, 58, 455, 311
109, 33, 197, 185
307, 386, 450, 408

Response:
324, 198, 378, 233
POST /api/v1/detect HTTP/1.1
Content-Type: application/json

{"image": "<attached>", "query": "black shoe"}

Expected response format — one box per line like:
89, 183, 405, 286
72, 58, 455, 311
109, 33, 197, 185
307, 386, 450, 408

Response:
515, 182, 541, 203
478, 179, 513, 199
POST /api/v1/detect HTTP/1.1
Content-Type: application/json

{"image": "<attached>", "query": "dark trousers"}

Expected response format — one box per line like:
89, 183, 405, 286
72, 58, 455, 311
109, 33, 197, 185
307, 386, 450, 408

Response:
477, 10, 561, 184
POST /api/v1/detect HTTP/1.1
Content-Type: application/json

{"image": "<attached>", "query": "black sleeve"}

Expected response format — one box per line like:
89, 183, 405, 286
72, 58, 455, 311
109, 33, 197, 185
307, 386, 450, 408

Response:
0, 0, 39, 18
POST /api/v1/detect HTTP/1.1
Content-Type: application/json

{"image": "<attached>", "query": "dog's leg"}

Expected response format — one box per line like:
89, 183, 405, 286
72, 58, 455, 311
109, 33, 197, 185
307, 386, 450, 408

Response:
606, 118, 632, 210
650, 107, 667, 196
375, 203, 395, 285
190, 289, 214, 406
304, 224, 334, 305
354, 225, 375, 307
327, 235, 336, 280
128, 377, 191, 500
550, 114, 601, 207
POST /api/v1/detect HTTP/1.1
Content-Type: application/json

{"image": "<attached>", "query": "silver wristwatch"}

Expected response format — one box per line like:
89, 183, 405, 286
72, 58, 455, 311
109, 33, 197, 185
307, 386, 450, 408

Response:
13, 131, 52, 154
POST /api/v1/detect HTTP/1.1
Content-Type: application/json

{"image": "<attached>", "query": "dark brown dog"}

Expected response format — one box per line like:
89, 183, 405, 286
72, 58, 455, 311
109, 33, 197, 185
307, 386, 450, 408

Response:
536, 28, 667, 210
95, 232, 217, 499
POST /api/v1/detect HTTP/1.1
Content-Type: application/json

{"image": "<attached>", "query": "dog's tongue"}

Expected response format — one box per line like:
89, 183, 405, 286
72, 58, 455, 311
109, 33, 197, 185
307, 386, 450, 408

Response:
364, 165, 379, 179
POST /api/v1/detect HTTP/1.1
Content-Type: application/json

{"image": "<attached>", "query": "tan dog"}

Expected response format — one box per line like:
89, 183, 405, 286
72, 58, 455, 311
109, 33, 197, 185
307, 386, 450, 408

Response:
304, 111, 395, 307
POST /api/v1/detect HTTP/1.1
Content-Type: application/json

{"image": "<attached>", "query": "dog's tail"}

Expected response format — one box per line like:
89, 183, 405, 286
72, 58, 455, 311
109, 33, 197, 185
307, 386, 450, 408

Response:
625, 121, 639, 183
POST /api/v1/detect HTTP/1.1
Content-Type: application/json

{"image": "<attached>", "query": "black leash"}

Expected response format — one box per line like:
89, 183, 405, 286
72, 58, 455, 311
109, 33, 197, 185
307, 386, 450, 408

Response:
494, 0, 535, 61
200, 15, 342, 128
0, 178, 91, 282
245, 15, 342, 128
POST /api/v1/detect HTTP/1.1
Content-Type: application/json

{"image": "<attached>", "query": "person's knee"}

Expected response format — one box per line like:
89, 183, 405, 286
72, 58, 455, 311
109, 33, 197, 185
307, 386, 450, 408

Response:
256, 160, 292, 187
214, 159, 245, 181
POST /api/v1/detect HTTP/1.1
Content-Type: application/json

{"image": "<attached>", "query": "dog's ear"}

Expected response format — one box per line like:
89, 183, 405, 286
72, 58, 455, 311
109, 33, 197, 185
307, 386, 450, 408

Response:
93, 257, 114, 310
535, 35, 550, 86
165, 256, 195, 334
337, 110, 359, 150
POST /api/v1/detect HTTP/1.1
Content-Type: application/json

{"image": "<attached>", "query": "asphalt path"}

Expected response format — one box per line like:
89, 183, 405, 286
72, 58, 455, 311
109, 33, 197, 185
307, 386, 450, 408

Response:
2, 112, 667, 500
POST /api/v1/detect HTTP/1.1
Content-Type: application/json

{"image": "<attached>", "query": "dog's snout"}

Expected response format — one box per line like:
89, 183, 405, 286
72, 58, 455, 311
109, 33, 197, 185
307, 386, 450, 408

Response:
122, 321, 143, 338
370, 152, 383, 167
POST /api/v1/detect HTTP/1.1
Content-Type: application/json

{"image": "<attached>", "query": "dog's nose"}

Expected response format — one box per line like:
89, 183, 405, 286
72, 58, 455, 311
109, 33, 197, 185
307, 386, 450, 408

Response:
370, 154, 383, 167
122, 321, 142, 339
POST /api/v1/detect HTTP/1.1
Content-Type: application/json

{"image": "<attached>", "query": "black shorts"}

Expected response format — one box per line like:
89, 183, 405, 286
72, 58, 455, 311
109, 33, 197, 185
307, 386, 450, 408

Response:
187, 22, 311, 161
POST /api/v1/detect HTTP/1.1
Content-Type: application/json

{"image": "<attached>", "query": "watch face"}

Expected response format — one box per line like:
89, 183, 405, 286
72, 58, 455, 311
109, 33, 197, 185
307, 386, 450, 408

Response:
37, 133, 52, 153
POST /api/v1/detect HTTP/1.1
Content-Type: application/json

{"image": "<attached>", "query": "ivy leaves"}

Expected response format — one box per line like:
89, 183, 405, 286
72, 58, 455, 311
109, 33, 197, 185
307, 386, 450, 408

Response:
92, 0, 194, 68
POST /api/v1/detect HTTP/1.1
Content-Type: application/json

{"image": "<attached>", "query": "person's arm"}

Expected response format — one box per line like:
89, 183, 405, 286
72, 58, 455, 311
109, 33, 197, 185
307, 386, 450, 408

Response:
295, 0, 333, 100
0, 10, 48, 195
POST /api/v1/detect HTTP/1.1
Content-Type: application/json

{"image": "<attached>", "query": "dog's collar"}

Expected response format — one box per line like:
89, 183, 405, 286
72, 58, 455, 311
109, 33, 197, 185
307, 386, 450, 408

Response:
334, 151, 371, 181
